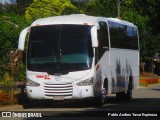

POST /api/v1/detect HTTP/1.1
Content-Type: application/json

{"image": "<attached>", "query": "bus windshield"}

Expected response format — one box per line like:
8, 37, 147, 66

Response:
27, 24, 93, 74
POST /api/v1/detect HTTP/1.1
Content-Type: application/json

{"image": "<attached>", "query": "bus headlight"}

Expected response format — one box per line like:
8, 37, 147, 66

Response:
76, 77, 93, 86
26, 79, 40, 87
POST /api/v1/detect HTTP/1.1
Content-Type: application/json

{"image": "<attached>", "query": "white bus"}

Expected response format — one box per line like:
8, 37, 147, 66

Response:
18, 14, 139, 106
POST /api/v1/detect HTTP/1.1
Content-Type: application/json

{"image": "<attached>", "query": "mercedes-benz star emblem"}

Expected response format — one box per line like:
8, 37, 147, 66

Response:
55, 76, 61, 81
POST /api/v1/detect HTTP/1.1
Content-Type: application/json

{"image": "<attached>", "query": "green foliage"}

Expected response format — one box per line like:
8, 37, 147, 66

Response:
17, 61, 26, 81
0, 72, 13, 93
0, 14, 27, 49
25, 0, 81, 23
0, 50, 8, 80
140, 35, 160, 61
72, 0, 117, 17
0, 1, 33, 15
0, 13, 27, 81
134, 0, 160, 34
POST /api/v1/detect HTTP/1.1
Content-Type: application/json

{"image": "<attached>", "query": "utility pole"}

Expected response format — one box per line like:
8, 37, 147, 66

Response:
117, 0, 124, 19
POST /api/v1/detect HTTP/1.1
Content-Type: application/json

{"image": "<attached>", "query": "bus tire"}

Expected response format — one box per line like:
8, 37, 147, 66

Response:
94, 94, 105, 107
93, 79, 108, 107
125, 76, 133, 100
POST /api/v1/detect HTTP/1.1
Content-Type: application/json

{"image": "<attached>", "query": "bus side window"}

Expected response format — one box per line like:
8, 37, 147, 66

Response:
109, 21, 138, 50
95, 21, 109, 64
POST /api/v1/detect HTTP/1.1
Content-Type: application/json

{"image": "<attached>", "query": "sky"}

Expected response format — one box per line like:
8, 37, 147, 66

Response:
0, 0, 16, 4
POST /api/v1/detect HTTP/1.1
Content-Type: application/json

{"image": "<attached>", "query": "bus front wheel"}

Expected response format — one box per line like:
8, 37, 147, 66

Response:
93, 88, 106, 107
94, 79, 108, 106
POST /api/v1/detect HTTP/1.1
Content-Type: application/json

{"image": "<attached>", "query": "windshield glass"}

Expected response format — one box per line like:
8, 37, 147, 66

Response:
27, 24, 93, 74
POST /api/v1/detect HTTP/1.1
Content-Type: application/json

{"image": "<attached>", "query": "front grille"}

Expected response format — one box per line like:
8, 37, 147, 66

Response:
44, 82, 73, 99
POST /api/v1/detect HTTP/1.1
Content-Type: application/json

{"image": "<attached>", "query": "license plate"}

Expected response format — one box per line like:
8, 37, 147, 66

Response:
53, 96, 64, 100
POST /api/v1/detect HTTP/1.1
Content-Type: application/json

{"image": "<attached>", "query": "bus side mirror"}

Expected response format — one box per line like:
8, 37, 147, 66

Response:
18, 27, 29, 51
91, 26, 98, 48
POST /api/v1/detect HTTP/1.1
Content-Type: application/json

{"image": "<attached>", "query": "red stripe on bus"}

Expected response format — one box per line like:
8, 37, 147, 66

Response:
96, 64, 99, 71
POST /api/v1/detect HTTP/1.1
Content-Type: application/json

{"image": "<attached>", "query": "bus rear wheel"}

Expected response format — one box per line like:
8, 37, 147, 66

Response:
125, 77, 133, 100
125, 89, 132, 100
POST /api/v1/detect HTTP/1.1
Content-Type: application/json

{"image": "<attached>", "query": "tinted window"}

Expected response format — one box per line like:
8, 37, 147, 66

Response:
28, 25, 59, 60
108, 21, 138, 50
28, 25, 93, 74
95, 21, 109, 63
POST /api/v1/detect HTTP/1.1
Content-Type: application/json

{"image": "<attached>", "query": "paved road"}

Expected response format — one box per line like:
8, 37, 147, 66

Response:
18, 85, 160, 117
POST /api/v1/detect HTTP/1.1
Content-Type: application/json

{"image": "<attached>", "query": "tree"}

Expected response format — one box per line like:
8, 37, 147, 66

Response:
72, 0, 117, 17
0, 14, 27, 49
0, 2, 29, 15
133, 0, 160, 34
0, 13, 27, 81
25, 0, 81, 23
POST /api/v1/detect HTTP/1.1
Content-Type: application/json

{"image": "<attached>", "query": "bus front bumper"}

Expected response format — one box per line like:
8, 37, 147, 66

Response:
26, 82, 95, 100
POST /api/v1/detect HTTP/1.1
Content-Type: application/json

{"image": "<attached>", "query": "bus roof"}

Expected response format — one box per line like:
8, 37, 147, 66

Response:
31, 14, 97, 26
31, 14, 136, 27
